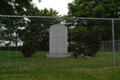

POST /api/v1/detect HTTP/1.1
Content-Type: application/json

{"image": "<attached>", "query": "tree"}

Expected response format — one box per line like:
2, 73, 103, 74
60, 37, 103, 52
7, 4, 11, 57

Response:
0, 0, 41, 15
0, 0, 41, 48
18, 6, 60, 57
0, 0, 60, 57
66, 0, 120, 56
67, 0, 120, 41
68, 0, 120, 18
21, 8, 59, 51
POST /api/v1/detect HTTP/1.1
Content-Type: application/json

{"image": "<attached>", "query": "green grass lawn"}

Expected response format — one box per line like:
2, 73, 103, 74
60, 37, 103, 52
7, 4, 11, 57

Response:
0, 51, 120, 80
1, 67, 120, 80
0, 51, 120, 68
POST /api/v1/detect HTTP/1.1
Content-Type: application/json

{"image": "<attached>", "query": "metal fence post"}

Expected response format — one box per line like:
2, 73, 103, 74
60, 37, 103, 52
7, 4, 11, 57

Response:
118, 40, 120, 52
102, 41, 104, 52
112, 19, 115, 67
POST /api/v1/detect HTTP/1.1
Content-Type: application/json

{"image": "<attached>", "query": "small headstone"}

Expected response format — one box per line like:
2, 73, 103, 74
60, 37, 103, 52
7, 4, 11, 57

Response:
46, 24, 70, 58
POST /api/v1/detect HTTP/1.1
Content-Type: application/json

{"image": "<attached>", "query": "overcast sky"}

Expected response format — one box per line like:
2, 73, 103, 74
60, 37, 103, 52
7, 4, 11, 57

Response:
32, 0, 73, 16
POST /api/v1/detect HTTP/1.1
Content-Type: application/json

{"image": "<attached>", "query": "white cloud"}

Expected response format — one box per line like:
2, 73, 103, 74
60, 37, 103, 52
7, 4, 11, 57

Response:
32, 0, 73, 16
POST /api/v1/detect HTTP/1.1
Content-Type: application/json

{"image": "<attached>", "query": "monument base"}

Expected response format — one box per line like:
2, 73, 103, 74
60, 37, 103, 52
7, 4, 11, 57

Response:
46, 53, 71, 58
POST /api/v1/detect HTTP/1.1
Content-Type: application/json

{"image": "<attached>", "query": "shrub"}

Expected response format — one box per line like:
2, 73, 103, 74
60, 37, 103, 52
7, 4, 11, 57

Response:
86, 26, 104, 56
73, 43, 89, 57
69, 26, 104, 57
21, 41, 37, 58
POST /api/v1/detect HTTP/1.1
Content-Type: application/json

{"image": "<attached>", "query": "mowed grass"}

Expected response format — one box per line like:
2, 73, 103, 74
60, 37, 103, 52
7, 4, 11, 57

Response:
1, 67, 120, 80
0, 51, 120, 80
0, 51, 120, 68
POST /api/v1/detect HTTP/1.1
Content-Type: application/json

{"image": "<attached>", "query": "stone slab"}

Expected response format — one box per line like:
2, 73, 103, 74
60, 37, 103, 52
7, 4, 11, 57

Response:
46, 24, 70, 58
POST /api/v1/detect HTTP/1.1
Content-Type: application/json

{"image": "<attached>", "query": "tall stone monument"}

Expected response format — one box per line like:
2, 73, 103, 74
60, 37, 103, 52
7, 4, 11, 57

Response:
46, 24, 70, 58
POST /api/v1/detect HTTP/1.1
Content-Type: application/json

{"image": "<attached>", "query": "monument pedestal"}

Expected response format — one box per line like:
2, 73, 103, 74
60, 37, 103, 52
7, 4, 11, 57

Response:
46, 54, 70, 58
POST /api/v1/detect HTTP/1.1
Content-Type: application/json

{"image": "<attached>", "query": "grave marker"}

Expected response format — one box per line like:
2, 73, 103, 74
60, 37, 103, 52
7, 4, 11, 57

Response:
46, 24, 70, 58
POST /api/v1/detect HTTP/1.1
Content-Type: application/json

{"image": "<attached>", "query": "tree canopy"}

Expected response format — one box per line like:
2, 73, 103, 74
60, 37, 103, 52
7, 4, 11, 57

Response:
0, 0, 59, 51
68, 0, 120, 18
66, 0, 120, 56
0, 0, 41, 15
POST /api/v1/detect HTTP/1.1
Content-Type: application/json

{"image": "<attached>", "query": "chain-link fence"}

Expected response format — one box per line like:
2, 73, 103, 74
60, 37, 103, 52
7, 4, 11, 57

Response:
0, 15, 120, 68
99, 40, 120, 52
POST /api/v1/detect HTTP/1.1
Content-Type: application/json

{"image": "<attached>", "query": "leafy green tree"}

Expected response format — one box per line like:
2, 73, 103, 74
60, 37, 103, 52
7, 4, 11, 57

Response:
22, 8, 59, 51
67, 0, 120, 41
68, 0, 120, 18
0, 0, 59, 57
66, 0, 120, 56
0, 0, 41, 48
0, 0, 42, 15
20, 7, 59, 57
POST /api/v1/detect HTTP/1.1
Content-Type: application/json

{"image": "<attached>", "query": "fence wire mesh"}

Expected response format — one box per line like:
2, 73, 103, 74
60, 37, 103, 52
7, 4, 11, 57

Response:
0, 15, 120, 68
